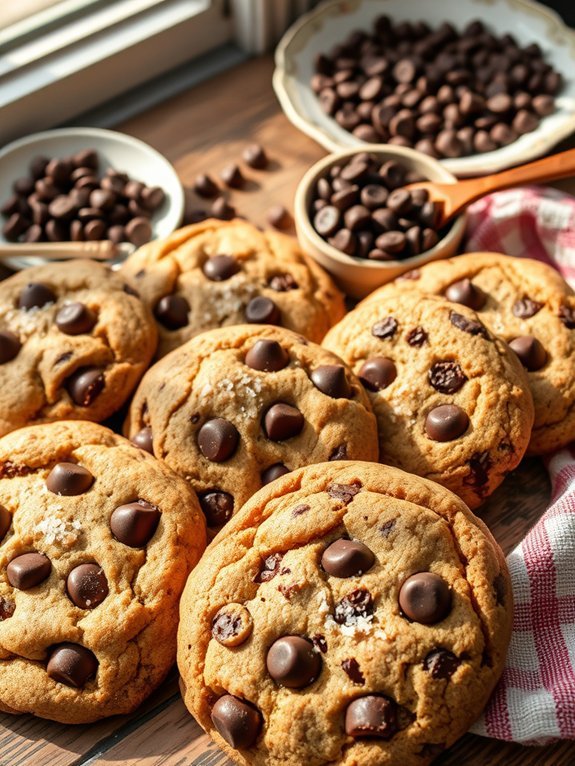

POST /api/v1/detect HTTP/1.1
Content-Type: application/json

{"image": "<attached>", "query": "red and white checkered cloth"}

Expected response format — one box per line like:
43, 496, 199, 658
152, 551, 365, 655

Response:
462, 187, 575, 744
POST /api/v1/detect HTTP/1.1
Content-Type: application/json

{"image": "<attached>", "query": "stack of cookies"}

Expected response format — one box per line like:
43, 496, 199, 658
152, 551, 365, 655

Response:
1, 219, 571, 765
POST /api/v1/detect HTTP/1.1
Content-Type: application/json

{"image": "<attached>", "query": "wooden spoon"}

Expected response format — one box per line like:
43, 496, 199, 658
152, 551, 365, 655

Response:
407, 147, 575, 227
0, 240, 136, 261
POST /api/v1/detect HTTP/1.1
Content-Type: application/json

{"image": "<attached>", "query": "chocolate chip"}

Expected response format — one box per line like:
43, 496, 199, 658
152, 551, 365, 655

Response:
125, 217, 152, 246
47, 643, 98, 688
310, 364, 352, 398
193, 174, 219, 198
212, 603, 253, 647
203, 254, 240, 281
371, 316, 398, 339
243, 144, 268, 169
66, 564, 108, 609
358, 357, 397, 391
266, 636, 321, 688
291, 503, 309, 517
428, 361, 467, 394
131, 427, 154, 454
110, 499, 161, 547
380, 519, 396, 537
199, 491, 234, 527
7, 552, 51, 589
263, 403, 304, 441
450, 311, 489, 338
399, 572, 452, 624
345, 695, 398, 738
406, 326, 428, 347
512, 297, 543, 318
66, 367, 105, 406
55, 302, 97, 335
423, 648, 461, 679
312, 634, 327, 653
267, 205, 291, 230
322, 539, 375, 577
198, 418, 239, 462
342, 658, 365, 685
0, 331, 21, 364
255, 552, 283, 583
328, 228, 357, 256
445, 279, 486, 310
314, 205, 340, 237
329, 444, 348, 460
211, 197, 236, 220
0, 505, 10, 542
465, 451, 492, 489
220, 164, 244, 189
375, 231, 406, 254
0, 597, 15, 620
425, 405, 469, 441
559, 305, 575, 329
344, 205, 371, 232
211, 695, 262, 749
155, 294, 190, 330
245, 339, 289, 372
327, 482, 362, 503
46, 462, 94, 495
245, 296, 281, 325
509, 335, 547, 371
18, 282, 56, 310
334, 588, 374, 625
269, 273, 298, 292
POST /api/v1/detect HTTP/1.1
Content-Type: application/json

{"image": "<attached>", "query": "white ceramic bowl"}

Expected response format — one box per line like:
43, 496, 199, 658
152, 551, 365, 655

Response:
0, 127, 185, 270
274, 0, 575, 177
294, 144, 466, 299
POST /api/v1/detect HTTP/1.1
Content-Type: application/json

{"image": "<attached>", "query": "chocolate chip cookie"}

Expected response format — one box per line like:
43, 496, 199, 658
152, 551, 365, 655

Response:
0, 420, 205, 723
125, 325, 378, 531
177, 461, 512, 766
323, 293, 534, 509
120, 218, 345, 357
366, 253, 575, 454
0, 259, 157, 436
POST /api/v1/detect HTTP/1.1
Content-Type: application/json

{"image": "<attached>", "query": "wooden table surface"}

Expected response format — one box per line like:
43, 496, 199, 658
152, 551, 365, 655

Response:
1, 54, 575, 766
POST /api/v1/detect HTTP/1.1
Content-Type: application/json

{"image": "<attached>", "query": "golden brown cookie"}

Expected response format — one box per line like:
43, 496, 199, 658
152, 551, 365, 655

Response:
0, 421, 206, 724
0, 259, 157, 436
120, 218, 345, 357
125, 325, 379, 532
323, 292, 534, 509
364, 253, 575, 454
177, 461, 512, 766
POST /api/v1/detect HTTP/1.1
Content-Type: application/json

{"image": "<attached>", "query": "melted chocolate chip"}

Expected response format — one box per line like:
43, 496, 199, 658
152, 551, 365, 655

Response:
342, 657, 365, 684
266, 636, 321, 688
345, 695, 398, 739
197, 418, 239, 462
329, 444, 348, 460
245, 339, 289, 372
464, 451, 492, 489
380, 519, 396, 536
399, 572, 452, 624
0, 597, 15, 620
334, 588, 374, 625
0, 504, 11, 541
55, 302, 97, 335
66, 367, 105, 406
269, 273, 297, 291
47, 643, 98, 688
46, 462, 94, 495
131, 427, 154, 454
450, 311, 489, 338
513, 297, 543, 318
0, 331, 21, 364
211, 604, 253, 647
199, 491, 234, 527
425, 405, 469, 442
18, 282, 56, 310
428, 361, 467, 394
371, 317, 398, 339
322, 539, 375, 578
406, 326, 428, 347
423, 648, 461, 679
311, 634, 327, 653
245, 296, 281, 325
263, 403, 304, 441
110, 499, 160, 547
444, 279, 485, 310
327, 482, 362, 503
7, 552, 51, 589
292, 504, 310, 517
358, 357, 397, 391
255, 552, 283, 583
202, 254, 240, 281
211, 695, 262, 749
66, 564, 108, 609
310, 364, 352, 398
155, 294, 190, 330
260, 463, 290, 486
559, 305, 575, 329
509, 335, 547, 371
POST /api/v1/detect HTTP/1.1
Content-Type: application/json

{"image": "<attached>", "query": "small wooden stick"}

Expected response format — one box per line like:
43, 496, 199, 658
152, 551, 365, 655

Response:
0, 241, 135, 261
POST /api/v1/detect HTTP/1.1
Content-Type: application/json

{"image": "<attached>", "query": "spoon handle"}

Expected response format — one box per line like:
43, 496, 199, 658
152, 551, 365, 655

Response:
0, 241, 134, 260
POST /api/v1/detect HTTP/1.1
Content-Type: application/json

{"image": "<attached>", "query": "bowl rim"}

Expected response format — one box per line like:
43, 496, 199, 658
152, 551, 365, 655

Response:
294, 143, 466, 272
273, 0, 575, 177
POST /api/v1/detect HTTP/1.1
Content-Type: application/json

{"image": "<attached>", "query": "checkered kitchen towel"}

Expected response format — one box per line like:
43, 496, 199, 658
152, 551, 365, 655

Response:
463, 187, 575, 743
